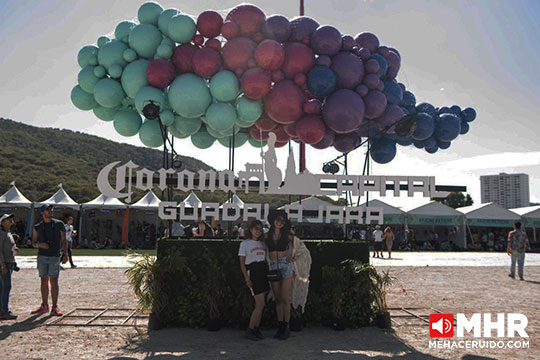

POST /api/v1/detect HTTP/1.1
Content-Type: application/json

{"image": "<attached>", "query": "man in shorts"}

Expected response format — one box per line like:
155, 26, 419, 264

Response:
31, 204, 68, 315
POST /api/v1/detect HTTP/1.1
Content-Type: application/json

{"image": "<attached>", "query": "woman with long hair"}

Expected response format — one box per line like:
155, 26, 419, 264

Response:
383, 226, 395, 259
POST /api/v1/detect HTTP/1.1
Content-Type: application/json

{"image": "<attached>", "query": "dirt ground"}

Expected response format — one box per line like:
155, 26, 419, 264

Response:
0, 265, 538, 360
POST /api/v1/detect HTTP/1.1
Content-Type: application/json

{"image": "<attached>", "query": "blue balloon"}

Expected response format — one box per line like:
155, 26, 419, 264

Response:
413, 140, 425, 149
461, 107, 476, 122
402, 91, 416, 107
416, 102, 436, 117
383, 79, 403, 105
406, 105, 417, 115
460, 121, 470, 135
426, 145, 439, 154
370, 138, 396, 164
438, 140, 451, 149
386, 133, 413, 146
369, 54, 388, 78
307, 66, 337, 98
449, 105, 462, 116
400, 106, 410, 115
424, 136, 437, 149
412, 113, 435, 141
438, 106, 451, 115
435, 113, 461, 141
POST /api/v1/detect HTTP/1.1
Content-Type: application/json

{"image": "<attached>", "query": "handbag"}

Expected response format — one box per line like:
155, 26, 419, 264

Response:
266, 249, 282, 282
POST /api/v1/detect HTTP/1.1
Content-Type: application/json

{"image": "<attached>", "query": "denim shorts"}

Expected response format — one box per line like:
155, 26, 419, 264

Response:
269, 256, 294, 279
37, 255, 61, 278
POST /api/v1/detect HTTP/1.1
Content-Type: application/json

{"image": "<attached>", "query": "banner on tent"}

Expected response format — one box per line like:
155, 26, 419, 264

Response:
467, 219, 515, 228
523, 217, 540, 228
408, 214, 463, 226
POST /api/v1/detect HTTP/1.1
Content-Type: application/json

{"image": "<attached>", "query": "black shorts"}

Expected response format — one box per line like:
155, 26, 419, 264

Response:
374, 242, 383, 251
246, 261, 270, 295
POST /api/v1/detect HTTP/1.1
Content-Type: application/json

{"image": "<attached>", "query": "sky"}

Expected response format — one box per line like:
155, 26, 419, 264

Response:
1, 0, 540, 208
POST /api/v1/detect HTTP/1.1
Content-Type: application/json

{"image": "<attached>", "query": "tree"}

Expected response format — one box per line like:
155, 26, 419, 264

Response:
432, 192, 473, 209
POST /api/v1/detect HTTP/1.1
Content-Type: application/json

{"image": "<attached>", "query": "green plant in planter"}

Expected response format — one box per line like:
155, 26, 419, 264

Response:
321, 265, 348, 330
368, 267, 395, 328
199, 247, 226, 331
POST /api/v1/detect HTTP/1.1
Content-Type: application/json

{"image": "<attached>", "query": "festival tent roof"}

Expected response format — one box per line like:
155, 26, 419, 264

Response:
406, 201, 464, 226
510, 205, 540, 228
130, 191, 161, 209
359, 199, 406, 224
0, 182, 32, 208
457, 202, 521, 228
181, 192, 202, 208
219, 194, 245, 208
82, 194, 127, 209
40, 184, 80, 210
278, 196, 334, 211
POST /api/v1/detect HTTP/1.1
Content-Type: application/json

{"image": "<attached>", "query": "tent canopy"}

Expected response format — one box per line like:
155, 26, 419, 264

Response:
131, 191, 161, 209
0, 182, 32, 208
181, 192, 202, 208
359, 199, 405, 224
407, 201, 464, 226
40, 184, 80, 210
457, 202, 520, 228
278, 196, 334, 211
83, 194, 127, 209
220, 194, 244, 209
510, 205, 540, 228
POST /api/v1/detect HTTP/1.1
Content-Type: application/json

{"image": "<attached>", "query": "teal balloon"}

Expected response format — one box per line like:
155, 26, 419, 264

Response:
88, 56, 98, 66
114, 109, 142, 136
236, 117, 257, 128
98, 40, 128, 70
115, 21, 136, 40
93, 106, 118, 121
129, 24, 163, 59
97, 36, 110, 48
191, 129, 216, 149
161, 37, 175, 47
109, 64, 123, 78
93, 66, 106, 78
206, 125, 226, 138
160, 110, 175, 126
205, 102, 237, 132
157, 44, 173, 58
77, 45, 99, 68
175, 116, 202, 136
93, 78, 125, 108
168, 73, 212, 118
71, 85, 97, 111
137, 2, 164, 25
123, 48, 137, 62
78, 66, 100, 93
248, 137, 266, 148
121, 59, 150, 98
158, 9, 180, 36
121, 97, 135, 108
139, 120, 164, 147
218, 132, 249, 147
168, 14, 196, 43
210, 71, 240, 102
168, 124, 188, 139
135, 86, 165, 113
236, 95, 263, 123
221, 125, 240, 136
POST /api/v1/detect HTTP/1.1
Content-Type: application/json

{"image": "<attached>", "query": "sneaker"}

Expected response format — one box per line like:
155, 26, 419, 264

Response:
508, 274, 515, 279
31, 304, 49, 314
71, 264, 77, 268
520, 277, 524, 281
0, 311, 18, 320
254, 327, 264, 339
245, 328, 260, 341
274, 322, 284, 339
50, 305, 63, 316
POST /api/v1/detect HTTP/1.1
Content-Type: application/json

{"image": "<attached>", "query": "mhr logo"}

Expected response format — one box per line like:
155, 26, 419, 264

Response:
429, 314, 528, 338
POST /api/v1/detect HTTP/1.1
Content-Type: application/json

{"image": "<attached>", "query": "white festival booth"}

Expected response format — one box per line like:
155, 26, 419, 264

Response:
129, 191, 164, 248
0, 182, 34, 239
37, 184, 80, 225
510, 205, 540, 244
81, 194, 127, 248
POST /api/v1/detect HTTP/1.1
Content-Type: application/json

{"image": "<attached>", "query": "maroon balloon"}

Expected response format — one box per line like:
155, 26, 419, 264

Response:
355, 84, 368, 97
271, 70, 284, 82
363, 73, 380, 90
322, 89, 365, 133
355, 32, 380, 53
247, 58, 257, 68
255, 115, 278, 131
341, 35, 356, 51
289, 16, 320, 42
303, 98, 322, 114
315, 55, 331, 67
294, 73, 306, 86
225, 4, 266, 37
205, 38, 221, 51
270, 125, 292, 143
146, 59, 175, 89
197, 10, 223, 38
296, 115, 326, 144
283, 122, 297, 137
172, 43, 198, 73
241, 68, 272, 100
377, 105, 405, 133
249, 125, 269, 140
333, 133, 359, 153
363, 91, 387, 119
282, 42, 315, 79
221, 37, 256, 71
365, 59, 380, 74
262, 15, 291, 43
311, 25, 342, 56
192, 47, 221, 78
274, 140, 289, 148
192, 34, 204, 46
254, 40, 284, 71
221, 21, 239, 40
330, 51, 365, 89
264, 80, 307, 124
252, 32, 264, 43
311, 128, 335, 149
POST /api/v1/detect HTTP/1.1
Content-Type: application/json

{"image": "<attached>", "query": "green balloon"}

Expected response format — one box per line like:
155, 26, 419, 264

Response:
115, 21, 136, 40
175, 116, 201, 136
206, 125, 226, 138
168, 124, 188, 139
168, 14, 196, 43
123, 48, 137, 62
77, 45, 99, 68
218, 132, 249, 147
135, 86, 165, 113
121, 60, 150, 98
236, 117, 257, 128
114, 109, 142, 136
191, 129, 216, 149
109, 64, 123, 78
168, 73, 212, 118
139, 120, 164, 147
129, 24, 163, 59
88, 56, 98, 66
71, 85, 97, 111
205, 102, 237, 132
98, 40, 128, 70
248, 136, 267, 148
160, 110, 175, 126
137, 2, 164, 25
97, 36, 110, 47
94, 66, 106, 78
156, 44, 173, 59
236, 95, 263, 123
161, 37, 175, 47
221, 125, 241, 136
78, 66, 100, 93
158, 9, 180, 36
93, 106, 118, 121
210, 71, 240, 102
121, 98, 135, 108
93, 78, 125, 108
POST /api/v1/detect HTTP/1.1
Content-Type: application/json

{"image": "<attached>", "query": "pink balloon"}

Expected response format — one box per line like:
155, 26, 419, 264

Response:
221, 37, 257, 71
282, 43, 315, 79
172, 43, 199, 73
254, 40, 284, 71
225, 4, 266, 37
296, 115, 326, 144
264, 80, 307, 124
197, 11, 223, 38
255, 115, 278, 131
192, 47, 221, 78
146, 59, 175, 89
241, 68, 272, 99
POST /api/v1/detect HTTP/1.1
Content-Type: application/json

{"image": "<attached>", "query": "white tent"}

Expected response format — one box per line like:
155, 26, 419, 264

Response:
457, 202, 521, 228
0, 182, 34, 239
359, 199, 405, 224
510, 205, 540, 228
0, 182, 32, 208
83, 194, 127, 209
219, 194, 245, 208
180, 192, 202, 208
40, 184, 80, 210
131, 191, 161, 209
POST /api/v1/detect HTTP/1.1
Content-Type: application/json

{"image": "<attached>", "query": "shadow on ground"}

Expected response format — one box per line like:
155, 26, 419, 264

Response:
0, 314, 49, 341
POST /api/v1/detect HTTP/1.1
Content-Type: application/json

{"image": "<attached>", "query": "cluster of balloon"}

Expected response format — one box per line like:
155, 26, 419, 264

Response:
71, 2, 477, 163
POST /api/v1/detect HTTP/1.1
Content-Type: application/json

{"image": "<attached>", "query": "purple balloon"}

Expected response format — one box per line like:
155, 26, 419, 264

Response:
358, 47, 371, 61
333, 132, 359, 153
341, 35, 356, 51
364, 91, 387, 119
355, 32, 380, 53
377, 105, 405, 133
330, 51, 365, 89
376, 80, 384, 92
315, 55, 332, 67
311, 128, 335, 149
385, 50, 401, 79
289, 16, 320, 42
311, 25, 342, 56
355, 84, 368, 97
389, 47, 401, 60
365, 59, 380, 74
377, 45, 390, 57
322, 89, 365, 133
398, 82, 406, 93
262, 15, 291, 43
363, 73, 380, 90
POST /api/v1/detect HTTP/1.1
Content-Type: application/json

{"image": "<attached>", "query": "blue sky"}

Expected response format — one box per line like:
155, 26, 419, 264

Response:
1, 0, 539, 207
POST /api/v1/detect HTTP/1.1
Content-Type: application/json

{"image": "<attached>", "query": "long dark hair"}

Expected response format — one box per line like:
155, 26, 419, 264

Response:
266, 216, 291, 250
245, 220, 263, 240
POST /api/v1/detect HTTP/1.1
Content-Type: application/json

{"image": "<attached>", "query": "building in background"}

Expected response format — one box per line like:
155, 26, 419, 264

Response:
480, 173, 530, 209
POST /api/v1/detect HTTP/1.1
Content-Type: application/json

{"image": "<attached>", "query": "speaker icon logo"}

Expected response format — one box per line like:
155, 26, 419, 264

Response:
430, 314, 454, 337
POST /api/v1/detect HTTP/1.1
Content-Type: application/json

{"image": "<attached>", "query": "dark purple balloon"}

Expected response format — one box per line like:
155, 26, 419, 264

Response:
322, 89, 365, 133
355, 84, 368, 97
355, 32, 380, 53
262, 15, 291, 42
365, 59, 380, 74
363, 73, 380, 90
385, 50, 401, 79
398, 82, 406, 93
358, 47, 371, 61
377, 45, 390, 57
389, 47, 401, 60
341, 35, 356, 51
386, 66, 399, 79
376, 80, 384, 92
315, 55, 332, 67
377, 105, 405, 133
364, 91, 387, 119
311, 128, 335, 149
330, 51, 365, 89
311, 25, 342, 56
289, 16, 320, 42
333, 132, 359, 153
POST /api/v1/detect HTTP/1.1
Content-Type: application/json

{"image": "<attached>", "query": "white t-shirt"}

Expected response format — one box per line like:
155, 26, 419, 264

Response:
373, 230, 383, 242
238, 239, 266, 265
65, 224, 74, 242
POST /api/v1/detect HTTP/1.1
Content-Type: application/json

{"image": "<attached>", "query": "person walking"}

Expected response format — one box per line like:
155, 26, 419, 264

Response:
31, 204, 68, 316
507, 222, 529, 281
372, 225, 384, 258
64, 216, 77, 268
383, 226, 395, 259
0, 214, 19, 320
